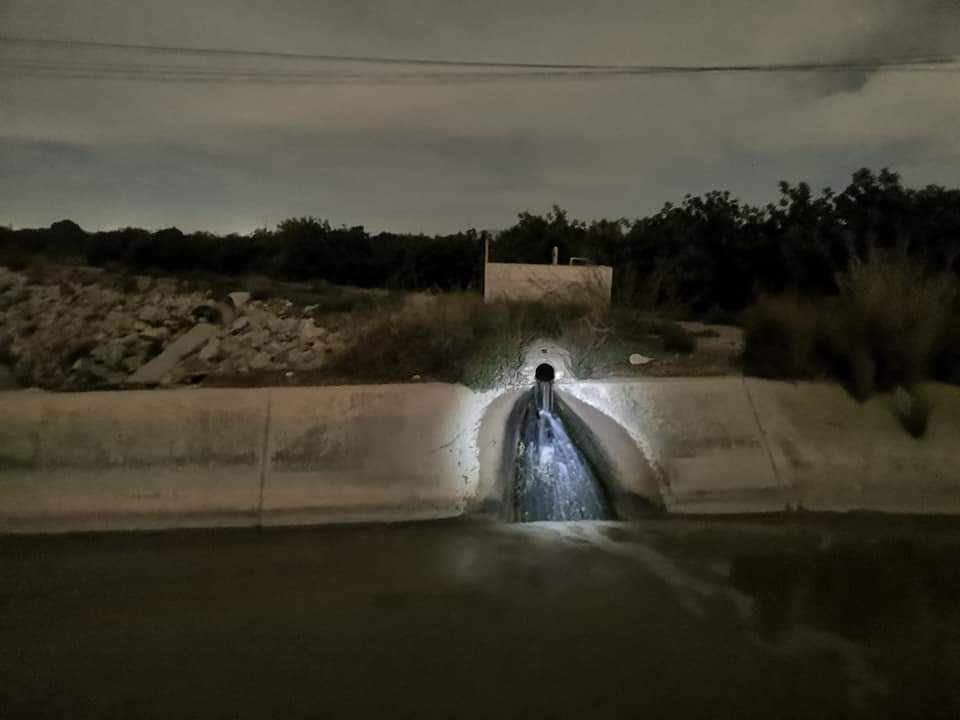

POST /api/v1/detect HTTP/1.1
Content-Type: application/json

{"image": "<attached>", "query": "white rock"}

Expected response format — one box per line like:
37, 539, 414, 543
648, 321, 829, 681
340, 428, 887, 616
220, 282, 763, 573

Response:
298, 319, 326, 342
122, 354, 145, 374
250, 352, 272, 370
629, 353, 654, 366
198, 338, 222, 362
248, 330, 270, 348
137, 305, 167, 324
139, 327, 170, 342
104, 345, 126, 368
230, 317, 250, 334
227, 291, 251, 310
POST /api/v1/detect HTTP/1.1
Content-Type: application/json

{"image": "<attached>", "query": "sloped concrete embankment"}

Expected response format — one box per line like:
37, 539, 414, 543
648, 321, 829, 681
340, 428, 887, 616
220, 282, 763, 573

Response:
3, 378, 960, 533
565, 378, 960, 515
0, 385, 495, 533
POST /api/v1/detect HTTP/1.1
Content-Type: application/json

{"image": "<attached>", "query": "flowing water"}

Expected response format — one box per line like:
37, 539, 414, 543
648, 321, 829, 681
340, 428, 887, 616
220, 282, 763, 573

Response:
514, 398, 615, 522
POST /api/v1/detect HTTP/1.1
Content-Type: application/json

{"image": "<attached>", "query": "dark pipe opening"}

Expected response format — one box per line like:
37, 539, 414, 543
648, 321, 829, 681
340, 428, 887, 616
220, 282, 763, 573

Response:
534, 363, 555, 415
535, 363, 555, 382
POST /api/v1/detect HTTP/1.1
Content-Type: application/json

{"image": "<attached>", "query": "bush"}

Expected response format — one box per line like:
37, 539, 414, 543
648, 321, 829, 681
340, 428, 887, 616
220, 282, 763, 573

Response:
660, 322, 697, 354
893, 387, 932, 439
114, 273, 139, 294
833, 253, 955, 393
742, 253, 958, 395
742, 295, 822, 378
701, 304, 740, 326
934, 297, 960, 384
0, 332, 15, 366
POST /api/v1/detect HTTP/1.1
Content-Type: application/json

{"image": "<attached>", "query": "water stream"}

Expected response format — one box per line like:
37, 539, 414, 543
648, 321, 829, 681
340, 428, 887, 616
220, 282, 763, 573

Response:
514, 395, 615, 522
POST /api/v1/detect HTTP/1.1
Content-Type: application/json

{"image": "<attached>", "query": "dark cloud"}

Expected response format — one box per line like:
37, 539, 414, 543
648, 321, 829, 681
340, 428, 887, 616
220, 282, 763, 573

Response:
1, 1, 958, 232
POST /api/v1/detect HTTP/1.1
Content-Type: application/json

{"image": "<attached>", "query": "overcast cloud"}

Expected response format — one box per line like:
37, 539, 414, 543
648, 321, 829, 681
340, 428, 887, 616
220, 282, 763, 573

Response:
1, 0, 958, 233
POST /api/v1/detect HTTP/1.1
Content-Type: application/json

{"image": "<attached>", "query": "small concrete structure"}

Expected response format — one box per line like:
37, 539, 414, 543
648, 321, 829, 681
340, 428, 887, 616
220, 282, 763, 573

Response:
484, 262, 613, 304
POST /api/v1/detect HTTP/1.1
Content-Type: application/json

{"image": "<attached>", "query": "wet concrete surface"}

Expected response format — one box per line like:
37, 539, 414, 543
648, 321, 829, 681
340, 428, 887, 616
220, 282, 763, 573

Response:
1, 517, 959, 719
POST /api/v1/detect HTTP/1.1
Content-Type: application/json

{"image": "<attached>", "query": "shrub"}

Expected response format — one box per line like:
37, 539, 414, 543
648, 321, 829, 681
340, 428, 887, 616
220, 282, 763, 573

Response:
3, 254, 29, 272
742, 295, 821, 378
114, 273, 139, 294
701, 304, 740, 326
832, 253, 955, 393
893, 387, 933, 439
660, 322, 697, 354
934, 296, 960, 384
560, 316, 613, 379
0, 332, 14, 366
742, 253, 958, 395
23, 258, 50, 285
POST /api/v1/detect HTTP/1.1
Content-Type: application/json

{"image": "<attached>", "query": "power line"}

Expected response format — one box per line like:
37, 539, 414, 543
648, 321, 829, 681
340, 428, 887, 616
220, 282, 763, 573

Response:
0, 34, 697, 70
1, 34, 958, 85
2, 34, 959, 71
3, 60, 959, 86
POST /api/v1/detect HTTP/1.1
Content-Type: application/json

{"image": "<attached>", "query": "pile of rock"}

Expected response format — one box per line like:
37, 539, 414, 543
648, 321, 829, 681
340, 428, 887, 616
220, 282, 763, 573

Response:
178, 297, 341, 377
0, 266, 204, 389
0, 265, 344, 390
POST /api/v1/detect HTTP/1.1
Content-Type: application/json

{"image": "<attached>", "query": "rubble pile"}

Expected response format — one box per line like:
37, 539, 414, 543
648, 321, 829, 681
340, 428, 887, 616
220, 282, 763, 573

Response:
0, 266, 341, 389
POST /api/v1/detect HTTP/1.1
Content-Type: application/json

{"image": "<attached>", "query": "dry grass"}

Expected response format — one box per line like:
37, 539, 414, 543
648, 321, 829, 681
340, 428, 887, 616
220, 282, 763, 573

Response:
327, 293, 594, 390
743, 252, 958, 401
835, 254, 955, 393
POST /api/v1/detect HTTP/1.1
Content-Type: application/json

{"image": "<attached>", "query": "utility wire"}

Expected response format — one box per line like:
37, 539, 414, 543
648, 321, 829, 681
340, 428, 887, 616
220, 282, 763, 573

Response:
2, 34, 959, 70
3, 60, 960, 85
1, 34, 959, 85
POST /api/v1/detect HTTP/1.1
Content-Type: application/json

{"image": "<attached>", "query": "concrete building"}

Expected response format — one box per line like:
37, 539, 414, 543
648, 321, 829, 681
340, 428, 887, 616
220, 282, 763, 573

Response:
483, 244, 613, 305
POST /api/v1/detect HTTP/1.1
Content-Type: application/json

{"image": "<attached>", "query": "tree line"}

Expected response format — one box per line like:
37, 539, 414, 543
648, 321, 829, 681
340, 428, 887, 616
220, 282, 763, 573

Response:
3, 168, 959, 313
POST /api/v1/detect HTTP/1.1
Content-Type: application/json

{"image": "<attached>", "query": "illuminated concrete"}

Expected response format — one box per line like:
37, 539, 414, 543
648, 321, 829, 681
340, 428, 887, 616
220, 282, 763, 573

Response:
473, 388, 527, 518
520, 339, 574, 382
3, 378, 960, 533
558, 391, 663, 517
261, 384, 495, 526
566, 378, 960, 515
565, 378, 785, 513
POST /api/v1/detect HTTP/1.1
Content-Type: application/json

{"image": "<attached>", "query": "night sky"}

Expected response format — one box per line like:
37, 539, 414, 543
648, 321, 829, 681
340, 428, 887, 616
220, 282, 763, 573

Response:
2, 0, 958, 234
